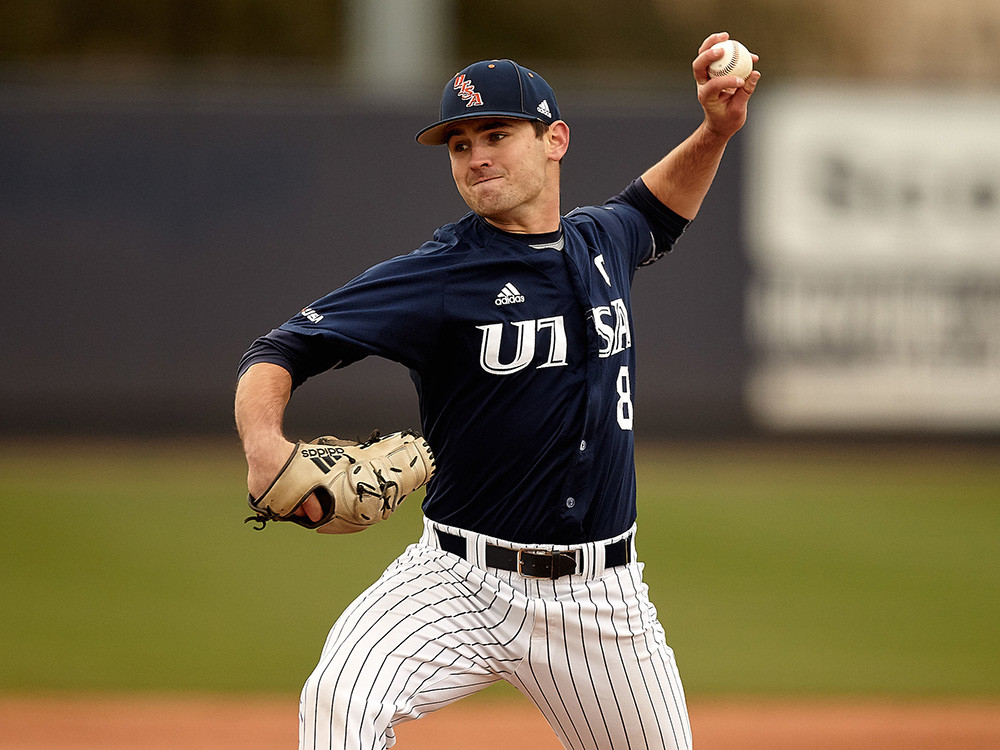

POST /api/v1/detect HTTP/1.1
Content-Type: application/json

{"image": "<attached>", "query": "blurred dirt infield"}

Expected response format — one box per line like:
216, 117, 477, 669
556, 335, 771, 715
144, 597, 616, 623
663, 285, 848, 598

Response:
1, 695, 998, 749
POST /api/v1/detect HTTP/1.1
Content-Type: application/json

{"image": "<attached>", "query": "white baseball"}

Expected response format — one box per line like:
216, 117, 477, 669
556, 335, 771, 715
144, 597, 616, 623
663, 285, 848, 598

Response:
707, 40, 753, 80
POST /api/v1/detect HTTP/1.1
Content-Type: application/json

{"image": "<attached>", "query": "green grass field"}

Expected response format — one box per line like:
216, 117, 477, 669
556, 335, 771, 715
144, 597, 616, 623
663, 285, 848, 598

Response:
1, 438, 997, 699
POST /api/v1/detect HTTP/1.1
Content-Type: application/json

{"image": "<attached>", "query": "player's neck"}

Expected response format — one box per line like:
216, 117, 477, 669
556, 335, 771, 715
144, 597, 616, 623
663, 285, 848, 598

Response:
483, 216, 559, 234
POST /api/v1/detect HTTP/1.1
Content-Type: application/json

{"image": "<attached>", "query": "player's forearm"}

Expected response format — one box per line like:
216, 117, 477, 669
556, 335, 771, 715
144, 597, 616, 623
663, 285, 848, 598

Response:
234, 362, 295, 457
639, 120, 729, 221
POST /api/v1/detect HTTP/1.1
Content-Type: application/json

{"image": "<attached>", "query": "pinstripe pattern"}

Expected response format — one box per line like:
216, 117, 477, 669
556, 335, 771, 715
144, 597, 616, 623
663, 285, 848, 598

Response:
299, 519, 691, 750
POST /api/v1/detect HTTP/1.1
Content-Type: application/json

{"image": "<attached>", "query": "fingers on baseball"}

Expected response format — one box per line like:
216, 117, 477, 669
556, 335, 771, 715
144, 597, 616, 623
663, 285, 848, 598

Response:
706, 69, 760, 100
692, 50, 720, 85
694, 50, 742, 87
733, 70, 761, 97
698, 31, 730, 55
699, 75, 740, 101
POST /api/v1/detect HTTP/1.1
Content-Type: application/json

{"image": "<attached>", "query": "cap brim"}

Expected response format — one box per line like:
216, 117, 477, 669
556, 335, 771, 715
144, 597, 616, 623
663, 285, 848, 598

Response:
415, 111, 542, 145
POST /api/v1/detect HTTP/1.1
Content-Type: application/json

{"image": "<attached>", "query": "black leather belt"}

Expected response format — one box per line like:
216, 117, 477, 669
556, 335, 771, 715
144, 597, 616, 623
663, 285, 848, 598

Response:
436, 529, 631, 579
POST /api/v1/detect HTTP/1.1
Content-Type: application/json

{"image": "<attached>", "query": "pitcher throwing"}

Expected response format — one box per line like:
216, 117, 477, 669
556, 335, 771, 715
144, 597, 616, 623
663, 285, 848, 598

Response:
235, 33, 760, 750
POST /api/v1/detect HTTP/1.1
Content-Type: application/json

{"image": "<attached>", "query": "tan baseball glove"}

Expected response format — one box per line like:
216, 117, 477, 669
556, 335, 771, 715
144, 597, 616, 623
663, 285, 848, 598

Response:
245, 430, 435, 534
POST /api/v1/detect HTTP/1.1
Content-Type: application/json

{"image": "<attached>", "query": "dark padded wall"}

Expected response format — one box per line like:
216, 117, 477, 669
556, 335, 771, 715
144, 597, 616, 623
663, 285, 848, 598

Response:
0, 84, 748, 438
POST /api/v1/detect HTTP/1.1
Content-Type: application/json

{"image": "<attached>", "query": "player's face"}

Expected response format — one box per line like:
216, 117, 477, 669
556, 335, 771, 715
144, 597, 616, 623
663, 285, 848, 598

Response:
446, 118, 564, 232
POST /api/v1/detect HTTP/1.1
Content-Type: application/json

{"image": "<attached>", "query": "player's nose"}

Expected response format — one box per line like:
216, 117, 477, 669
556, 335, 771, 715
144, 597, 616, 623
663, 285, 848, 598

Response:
467, 141, 492, 168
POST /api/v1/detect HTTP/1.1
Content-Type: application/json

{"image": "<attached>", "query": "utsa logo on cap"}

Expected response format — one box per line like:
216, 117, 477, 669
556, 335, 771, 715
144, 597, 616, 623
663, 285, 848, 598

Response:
416, 59, 562, 145
453, 74, 483, 108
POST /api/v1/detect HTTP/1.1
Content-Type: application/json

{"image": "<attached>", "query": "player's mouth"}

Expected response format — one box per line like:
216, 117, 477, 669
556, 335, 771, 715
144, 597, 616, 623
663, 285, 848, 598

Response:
471, 172, 504, 187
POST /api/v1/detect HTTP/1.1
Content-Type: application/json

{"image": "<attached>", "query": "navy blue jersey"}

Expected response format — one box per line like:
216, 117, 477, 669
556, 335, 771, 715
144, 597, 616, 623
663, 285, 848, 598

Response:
240, 179, 688, 544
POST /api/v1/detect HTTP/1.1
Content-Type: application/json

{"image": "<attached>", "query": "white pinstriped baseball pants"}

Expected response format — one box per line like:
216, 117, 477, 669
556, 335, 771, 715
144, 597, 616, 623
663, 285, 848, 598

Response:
299, 518, 692, 750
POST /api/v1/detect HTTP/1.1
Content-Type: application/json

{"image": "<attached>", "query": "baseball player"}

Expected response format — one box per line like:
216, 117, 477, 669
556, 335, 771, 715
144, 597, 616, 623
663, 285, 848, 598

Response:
235, 32, 759, 750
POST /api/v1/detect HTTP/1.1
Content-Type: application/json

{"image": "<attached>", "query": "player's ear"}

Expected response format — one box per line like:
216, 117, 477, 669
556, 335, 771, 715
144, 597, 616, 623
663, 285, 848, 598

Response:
546, 121, 570, 162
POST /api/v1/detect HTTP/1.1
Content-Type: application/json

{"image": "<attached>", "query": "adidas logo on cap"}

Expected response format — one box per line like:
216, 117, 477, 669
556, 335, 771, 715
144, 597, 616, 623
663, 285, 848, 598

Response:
495, 283, 525, 306
536, 99, 552, 118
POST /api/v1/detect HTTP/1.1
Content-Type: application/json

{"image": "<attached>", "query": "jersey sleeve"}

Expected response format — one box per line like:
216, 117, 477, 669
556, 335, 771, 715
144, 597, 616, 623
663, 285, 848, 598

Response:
607, 178, 690, 267
238, 250, 444, 387
237, 328, 361, 388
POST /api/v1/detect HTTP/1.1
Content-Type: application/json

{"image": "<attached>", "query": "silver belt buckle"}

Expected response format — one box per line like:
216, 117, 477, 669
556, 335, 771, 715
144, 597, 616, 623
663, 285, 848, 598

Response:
517, 547, 553, 579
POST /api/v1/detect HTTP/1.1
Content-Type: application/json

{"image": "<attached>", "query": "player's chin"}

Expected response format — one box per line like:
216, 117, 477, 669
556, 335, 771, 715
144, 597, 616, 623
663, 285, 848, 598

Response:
462, 187, 509, 217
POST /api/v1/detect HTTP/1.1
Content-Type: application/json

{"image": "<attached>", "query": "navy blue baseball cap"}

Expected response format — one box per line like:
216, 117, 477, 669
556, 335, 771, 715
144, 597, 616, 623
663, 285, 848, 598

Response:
416, 59, 561, 145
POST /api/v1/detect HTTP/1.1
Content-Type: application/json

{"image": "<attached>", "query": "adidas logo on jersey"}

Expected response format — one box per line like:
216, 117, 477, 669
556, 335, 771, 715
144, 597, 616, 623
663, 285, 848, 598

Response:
495, 283, 525, 306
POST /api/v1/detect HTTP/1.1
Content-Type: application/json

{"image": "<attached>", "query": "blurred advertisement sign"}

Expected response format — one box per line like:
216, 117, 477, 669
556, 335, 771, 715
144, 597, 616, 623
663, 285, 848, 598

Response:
745, 88, 1000, 431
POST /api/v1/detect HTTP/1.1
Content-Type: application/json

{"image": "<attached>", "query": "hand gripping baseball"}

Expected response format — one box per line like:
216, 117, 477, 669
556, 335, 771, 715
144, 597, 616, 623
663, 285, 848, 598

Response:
694, 32, 760, 139
245, 430, 436, 534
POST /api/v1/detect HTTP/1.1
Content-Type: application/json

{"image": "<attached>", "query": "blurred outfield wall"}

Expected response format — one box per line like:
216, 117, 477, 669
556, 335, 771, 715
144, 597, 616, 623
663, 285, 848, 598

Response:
0, 77, 746, 438
2, 78, 997, 439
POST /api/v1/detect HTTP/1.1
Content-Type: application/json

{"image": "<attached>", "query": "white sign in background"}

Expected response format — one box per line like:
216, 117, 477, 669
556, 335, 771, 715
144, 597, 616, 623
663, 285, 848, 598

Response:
745, 87, 1000, 431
